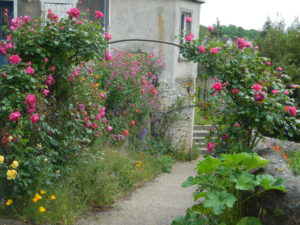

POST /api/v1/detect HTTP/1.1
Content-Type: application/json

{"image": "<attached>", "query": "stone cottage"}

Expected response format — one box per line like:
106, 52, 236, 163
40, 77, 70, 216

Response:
0, 0, 205, 150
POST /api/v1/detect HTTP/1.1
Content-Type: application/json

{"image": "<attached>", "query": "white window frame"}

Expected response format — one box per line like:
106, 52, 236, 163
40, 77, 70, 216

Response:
40, 0, 78, 20
179, 10, 193, 61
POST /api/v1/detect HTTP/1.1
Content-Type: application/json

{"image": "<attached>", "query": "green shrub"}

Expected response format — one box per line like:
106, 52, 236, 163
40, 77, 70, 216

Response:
172, 153, 286, 225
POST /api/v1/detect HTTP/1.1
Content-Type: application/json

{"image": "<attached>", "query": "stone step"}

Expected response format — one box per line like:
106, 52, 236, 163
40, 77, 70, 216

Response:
193, 125, 215, 130
193, 130, 210, 137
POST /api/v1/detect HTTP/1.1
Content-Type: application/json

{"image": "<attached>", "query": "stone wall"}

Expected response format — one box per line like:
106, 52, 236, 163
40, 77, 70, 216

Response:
158, 77, 196, 150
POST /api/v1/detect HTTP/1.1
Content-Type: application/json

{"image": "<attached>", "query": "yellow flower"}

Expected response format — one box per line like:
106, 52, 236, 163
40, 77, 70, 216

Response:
0, 155, 4, 164
10, 160, 19, 169
39, 206, 46, 213
5, 199, 13, 206
40, 190, 46, 195
8, 136, 13, 142
7, 169, 17, 180
82, 77, 86, 81
94, 83, 100, 88
95, 75, 100, 79
50, 195, 56, 200
32, 193, 42, 203
90, 73, 94, 76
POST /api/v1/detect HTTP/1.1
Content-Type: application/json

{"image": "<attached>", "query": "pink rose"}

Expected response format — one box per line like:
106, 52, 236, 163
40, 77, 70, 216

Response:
45, 75, 55, 86
290, 84, 298, 89
244, 42, 252, 48
9, 112, 21, 122
212, 82, 223, 92
106, 126, 112, 132
95, 10, 104, 18
84, 121, 91, 128
236, 37, 246, 49
277, 67, 283, 72
285, 106, 291, 113
234, 123, 239, 127
221, 134, 229, 140
208, 26, 215, 32
99, 93, 105, 98
254, 92, 266, 102
206, 142, 215, 152
266, 61, 271, 66
105, 32, 112, 40
67, 8, 81, 19
210, 47, 220, 54
271, 89, 279, 94
185, 33, 194, 42
185, 17, 192, 22
199, 45, 206, 53
9, 55, 22, 64
44, 58, 49, 63
0, 46, 7, 56
30, 114, 40, 124
43, 89, 50, 96
105, 52, 113, 61
101, 118, 108, 124
49, 66, 56, 71
91, 123, 99, 129
232, 88, 239, 94
25, 94, 36, 106
251, 84, 262, 92
23, 16, 31, 24
95, 113, 103, 120
24, 66, 35, 74
284, 90, 289, 95
6, 43, 14, 49
289, 106, 297, 117
77, 104, 85, 112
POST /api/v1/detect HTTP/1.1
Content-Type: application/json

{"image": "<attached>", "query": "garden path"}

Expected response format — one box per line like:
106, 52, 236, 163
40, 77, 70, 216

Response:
76, 159, 199, 225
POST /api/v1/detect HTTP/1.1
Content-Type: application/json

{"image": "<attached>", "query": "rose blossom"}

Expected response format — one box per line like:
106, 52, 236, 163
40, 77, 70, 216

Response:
251, 84, 262, 92
234, 123, 239, 127
9, 112, 21, 122
77, 104, 85, 112
101, 118, 108, 124
44, 58, 49, 63
232, 88, 239, 94
212, 82, 223, 92
277, 67, 283, 72
236, 37, 246, 49
208, 26, 215, 32
66, 8, 81, 19
25, 94, 36, 106
45, 75, 55, 86
9, 55, 21, 64
254, 92, 266, 102
199, 45, 205, 53
105, 52, 112, 61
24, 66, 35, 74
30, 114, 40, 124
43, 89, 50, 96
105, 32, 112, 40
266, 61, 271, 66
289, 106, 297, 117
206, 142, 215, 152
271, 89, 279, 94
185, 17, 192, 22
185, 33, 194, 42
95, 10, 104, 18
210, 47, 220, 54
290, 84, 298, 89
284, 90, 289, 95
23, 16, 31, 24
222, 134, 229, 140
106, 126, 112, 132
130, 120, 136, 126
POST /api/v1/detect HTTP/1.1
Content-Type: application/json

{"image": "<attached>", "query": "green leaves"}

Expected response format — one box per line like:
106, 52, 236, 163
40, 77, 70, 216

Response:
236, 217, 262, 225
196, 156, 221, 174
203, 191, 237, 215
234, 172, 258, 191
171, 209, 206, 225
256, 174, 287, 192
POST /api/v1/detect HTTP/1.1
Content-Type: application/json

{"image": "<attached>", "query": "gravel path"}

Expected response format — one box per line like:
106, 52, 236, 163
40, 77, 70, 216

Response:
76, 159, 199, 225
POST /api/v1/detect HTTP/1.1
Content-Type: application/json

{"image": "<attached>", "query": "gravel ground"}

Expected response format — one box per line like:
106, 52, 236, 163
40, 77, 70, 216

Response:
76, 159, 199, 225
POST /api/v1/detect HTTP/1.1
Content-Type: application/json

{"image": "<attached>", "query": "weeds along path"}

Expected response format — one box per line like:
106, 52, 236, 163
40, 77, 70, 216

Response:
77, 159, 199, 225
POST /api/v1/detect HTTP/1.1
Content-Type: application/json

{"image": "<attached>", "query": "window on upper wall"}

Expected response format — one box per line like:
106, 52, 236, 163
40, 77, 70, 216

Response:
179, 11, 192, 56
41, 0, 77, 21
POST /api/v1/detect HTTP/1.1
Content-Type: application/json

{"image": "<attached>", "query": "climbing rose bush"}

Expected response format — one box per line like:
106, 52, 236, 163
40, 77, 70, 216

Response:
0, 8, 108, 198
182, 34, 299, 153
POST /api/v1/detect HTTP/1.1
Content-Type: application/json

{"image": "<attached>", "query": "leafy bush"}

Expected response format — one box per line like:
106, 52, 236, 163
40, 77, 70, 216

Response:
172, 153, 286, 225
182, 31, 300, 153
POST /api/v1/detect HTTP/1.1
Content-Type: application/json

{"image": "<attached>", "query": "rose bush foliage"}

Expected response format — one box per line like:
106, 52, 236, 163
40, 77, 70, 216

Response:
182, 33, 299, 153
0, 9, 108, 198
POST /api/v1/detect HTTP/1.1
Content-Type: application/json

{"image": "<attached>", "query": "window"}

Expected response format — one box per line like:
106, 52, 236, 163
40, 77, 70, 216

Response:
179, 11, 192, 56
41, 0, 77, 20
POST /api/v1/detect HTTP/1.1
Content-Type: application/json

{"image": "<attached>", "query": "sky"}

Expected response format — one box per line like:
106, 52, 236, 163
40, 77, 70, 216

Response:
200, 0, 300, 30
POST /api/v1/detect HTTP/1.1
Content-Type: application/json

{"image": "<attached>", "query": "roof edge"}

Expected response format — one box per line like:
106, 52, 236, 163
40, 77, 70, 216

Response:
189, 0, 205, 4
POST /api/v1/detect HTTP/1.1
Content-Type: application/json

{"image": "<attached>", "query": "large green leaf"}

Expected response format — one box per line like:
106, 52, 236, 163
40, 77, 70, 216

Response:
221, 153, 269, 171
203, 191, 237, 215
234, 172, 258, 191
236, 217, 263, 225
171, 209, 206, 225
196, 156, 221, 174
256, 174, 286, 192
